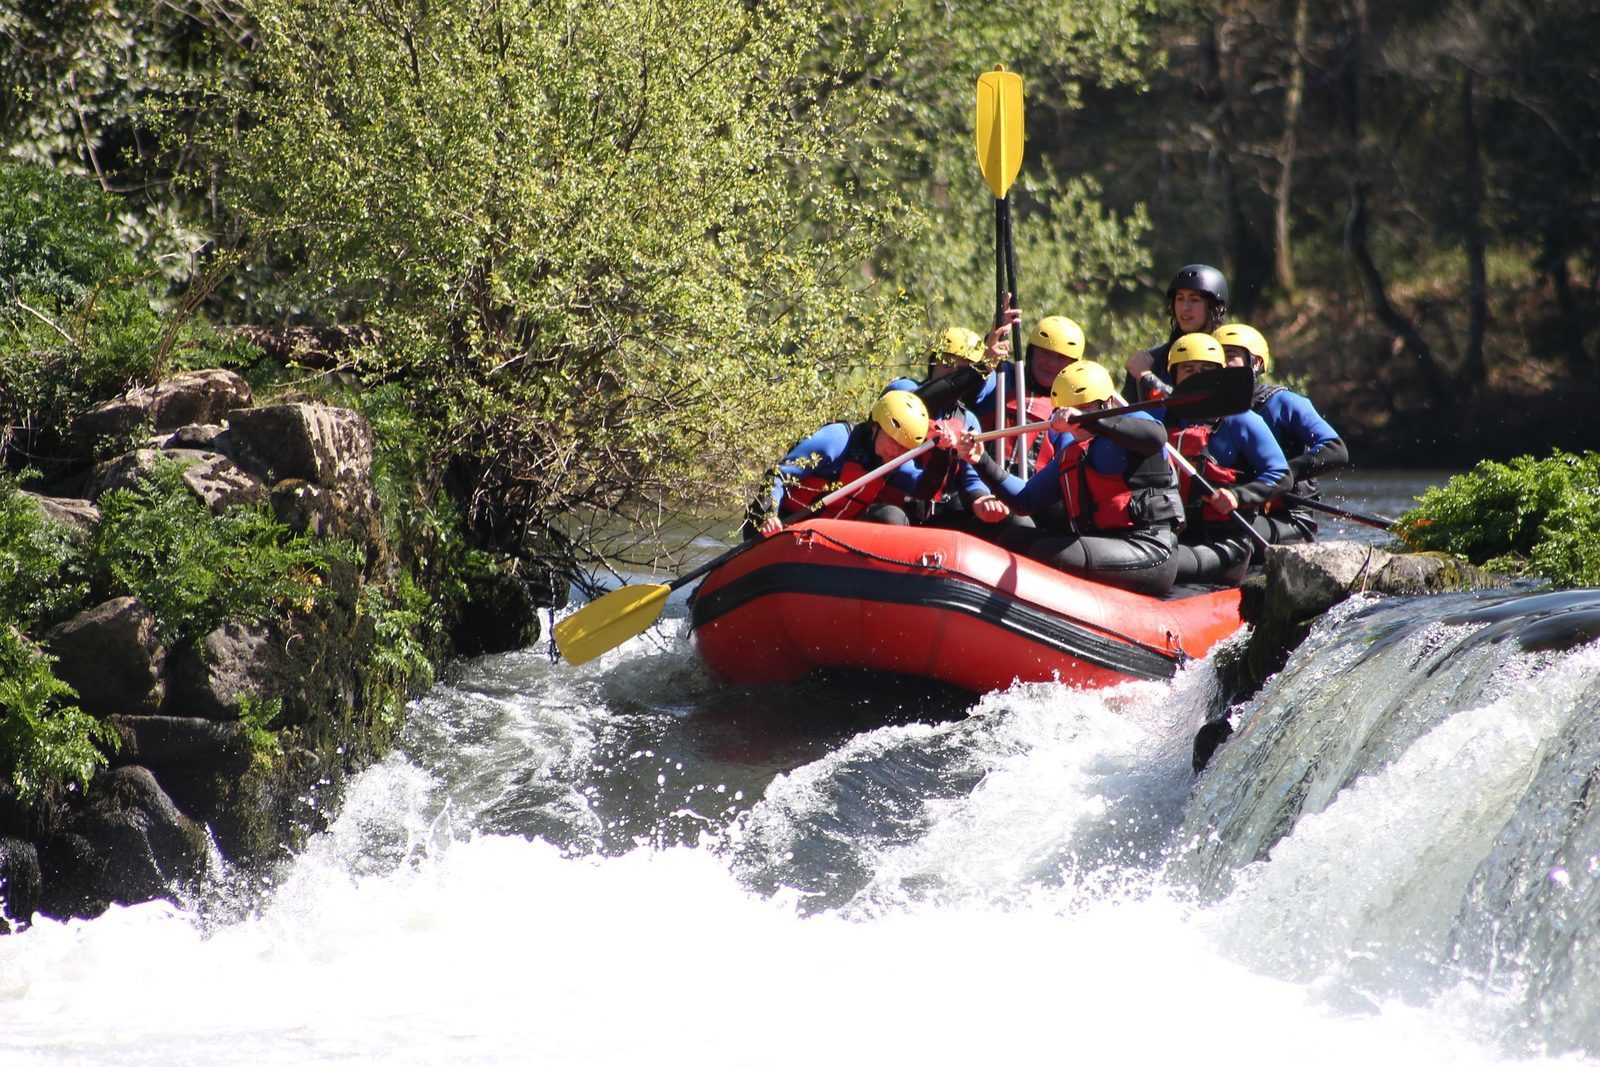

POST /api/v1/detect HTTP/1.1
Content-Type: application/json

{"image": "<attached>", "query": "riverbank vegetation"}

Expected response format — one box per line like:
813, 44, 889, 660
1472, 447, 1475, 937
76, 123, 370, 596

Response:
1397, 453, 1600, 588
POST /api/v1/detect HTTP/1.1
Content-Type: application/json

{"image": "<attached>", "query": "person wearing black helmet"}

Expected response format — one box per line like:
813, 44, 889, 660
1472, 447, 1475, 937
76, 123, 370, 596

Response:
1123, 263, 1230, 402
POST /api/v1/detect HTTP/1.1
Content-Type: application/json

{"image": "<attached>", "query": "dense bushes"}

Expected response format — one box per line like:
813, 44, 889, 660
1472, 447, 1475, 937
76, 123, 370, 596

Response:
84, 461, 345, 647
1395, 451, 1600, 588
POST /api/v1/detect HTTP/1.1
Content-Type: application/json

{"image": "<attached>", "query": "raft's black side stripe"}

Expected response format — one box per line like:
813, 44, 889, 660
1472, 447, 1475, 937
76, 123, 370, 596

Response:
690, 562, 1179, 682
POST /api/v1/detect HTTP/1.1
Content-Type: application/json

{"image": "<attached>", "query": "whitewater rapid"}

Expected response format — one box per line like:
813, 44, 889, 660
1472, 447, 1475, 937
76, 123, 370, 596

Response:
5, 599, 1594, 1065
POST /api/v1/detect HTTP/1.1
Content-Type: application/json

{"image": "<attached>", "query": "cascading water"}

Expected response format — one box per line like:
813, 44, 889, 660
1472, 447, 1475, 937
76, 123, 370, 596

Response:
3, 476, 1598, 1065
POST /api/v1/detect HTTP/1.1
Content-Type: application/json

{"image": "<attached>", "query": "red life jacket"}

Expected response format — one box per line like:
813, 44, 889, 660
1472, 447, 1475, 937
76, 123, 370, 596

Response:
778, 423, 887, 520
1054, 437, 1138, 532
980, 391, 1057, 467
1169, 423, 1241, 524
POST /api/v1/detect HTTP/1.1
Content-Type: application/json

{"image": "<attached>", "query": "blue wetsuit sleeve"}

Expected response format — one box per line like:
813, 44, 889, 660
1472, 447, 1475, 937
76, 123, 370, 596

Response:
770, 422, 851, 508
1265, 391, 1348, 478
970, 451, 1064, 515
1227, 412, 1291, 507
1267, 391, 1338, 452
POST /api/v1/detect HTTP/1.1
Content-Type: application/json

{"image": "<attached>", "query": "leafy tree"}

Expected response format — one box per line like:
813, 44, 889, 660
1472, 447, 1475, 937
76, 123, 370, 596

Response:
0, 0, 244, 278
852, 0, 1162, 355
0, 162, 258, 469
193, 0, 926, 580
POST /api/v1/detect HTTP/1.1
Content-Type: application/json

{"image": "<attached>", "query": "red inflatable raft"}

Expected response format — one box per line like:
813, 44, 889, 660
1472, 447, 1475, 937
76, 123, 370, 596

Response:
689, 519, 1245, 694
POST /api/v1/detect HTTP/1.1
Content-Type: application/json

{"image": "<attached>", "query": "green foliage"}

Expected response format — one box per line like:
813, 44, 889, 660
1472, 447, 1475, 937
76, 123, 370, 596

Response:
1395, 451, 1600, 588
0, 1, 241, 281
0, 627, 114, 806
360, 576, 438, 728
235, 693, 284, 767
83, 459, 346, 647
0, 162, 261, 469
192, 0, 934, 573
0, 471, 88, 630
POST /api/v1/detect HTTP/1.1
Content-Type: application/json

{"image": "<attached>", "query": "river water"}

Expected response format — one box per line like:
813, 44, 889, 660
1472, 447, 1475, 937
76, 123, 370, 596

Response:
6, 472, 1600, 1065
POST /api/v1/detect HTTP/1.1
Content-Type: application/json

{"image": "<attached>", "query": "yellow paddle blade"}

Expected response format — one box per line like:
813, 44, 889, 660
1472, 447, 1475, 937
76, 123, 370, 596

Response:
975, 66, 1025, 198
553, 583, 672, 665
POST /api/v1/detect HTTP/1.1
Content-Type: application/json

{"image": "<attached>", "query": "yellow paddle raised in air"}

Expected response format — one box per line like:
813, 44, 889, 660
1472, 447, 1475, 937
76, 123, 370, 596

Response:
975, 66, 1024, 199
975, 65, 1029, 474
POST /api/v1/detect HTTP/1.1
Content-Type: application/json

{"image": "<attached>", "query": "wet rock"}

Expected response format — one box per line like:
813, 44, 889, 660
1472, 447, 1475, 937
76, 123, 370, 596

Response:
44, 597, 166, 717
35, 831, 104, 918
165, 622, 279, 721
108, 715, 250, 767
448, 567, 541, 656
68, 766, 208, 906
0, 836, 42, 930
1238, 541, 1512, 688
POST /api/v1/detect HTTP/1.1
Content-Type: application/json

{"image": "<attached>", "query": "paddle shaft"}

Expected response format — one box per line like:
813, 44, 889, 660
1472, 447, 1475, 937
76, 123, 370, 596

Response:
1004, 200, 1026, 477
1281, 491, 1396, 530
970, 388, 1213, 445
993, 200, 1009, 467
970, 367, 1254, 445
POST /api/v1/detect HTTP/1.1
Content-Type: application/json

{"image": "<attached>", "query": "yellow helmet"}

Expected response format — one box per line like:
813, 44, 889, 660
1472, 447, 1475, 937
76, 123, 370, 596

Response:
1029, 315, 1086, 360
1167, 332, 1226, 368
870, 390, 930, 449
1051, 361, 1115, 408
927, 326, 985, 367
1213, 323, 1271, 373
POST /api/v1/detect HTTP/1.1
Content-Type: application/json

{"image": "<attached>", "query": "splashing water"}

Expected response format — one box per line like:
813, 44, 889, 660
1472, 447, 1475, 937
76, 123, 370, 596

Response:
5, 548, 1600, 1062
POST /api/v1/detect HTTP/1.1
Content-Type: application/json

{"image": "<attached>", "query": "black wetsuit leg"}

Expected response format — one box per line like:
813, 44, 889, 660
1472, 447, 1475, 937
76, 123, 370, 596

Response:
1175, 530, 1252, 587
1248, 510, 1318, 562
863, 503, 912, 525
920, 506, 1034, 542
1012, 527, 1180, 597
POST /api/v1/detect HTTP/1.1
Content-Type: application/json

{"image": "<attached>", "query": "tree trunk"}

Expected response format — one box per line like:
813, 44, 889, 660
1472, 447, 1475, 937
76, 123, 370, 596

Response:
1337, 0, 1448, 398
1273, 0, 1309, 296
1460, 67, 1488, 386
1203, 17, 1270, 315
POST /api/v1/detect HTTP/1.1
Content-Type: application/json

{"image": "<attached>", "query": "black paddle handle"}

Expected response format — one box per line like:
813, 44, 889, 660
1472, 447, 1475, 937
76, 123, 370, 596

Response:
1281, 492, 1396, 530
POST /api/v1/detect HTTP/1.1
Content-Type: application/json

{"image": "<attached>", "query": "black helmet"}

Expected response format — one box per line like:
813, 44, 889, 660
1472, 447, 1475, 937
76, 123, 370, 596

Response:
1166, 264, 1229, 306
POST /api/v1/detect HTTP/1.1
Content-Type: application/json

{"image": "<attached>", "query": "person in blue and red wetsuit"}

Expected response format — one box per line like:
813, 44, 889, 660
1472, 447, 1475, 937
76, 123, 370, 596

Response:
1123, 263, 1230, 402
749, 389, 930, 538
1163, 333, 1290, 587
1213, 323, 1349, 549
969, 310, 1088, 471
881, 326, 1025, 539
939, 360, 1184, 597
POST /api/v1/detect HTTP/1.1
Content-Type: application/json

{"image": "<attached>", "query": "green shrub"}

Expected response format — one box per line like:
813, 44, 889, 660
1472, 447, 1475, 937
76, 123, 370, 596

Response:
0, 627, 115, 806
360, 574, 438, 729
0, 471, 88, 630
1395, 451, 1600, 588
83, 460, 349, 647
